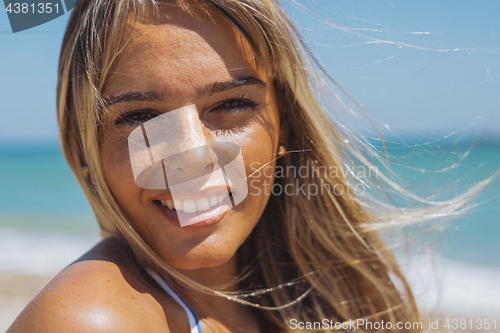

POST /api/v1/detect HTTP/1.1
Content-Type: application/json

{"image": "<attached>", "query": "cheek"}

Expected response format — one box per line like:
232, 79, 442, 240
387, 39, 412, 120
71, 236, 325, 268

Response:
237, 112, 280, 209
103, 132, 131, 165
101, 133, 140, 205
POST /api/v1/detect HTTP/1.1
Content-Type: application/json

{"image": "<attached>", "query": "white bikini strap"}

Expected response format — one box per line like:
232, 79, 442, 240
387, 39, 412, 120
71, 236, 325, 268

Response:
146, 267, 202, 333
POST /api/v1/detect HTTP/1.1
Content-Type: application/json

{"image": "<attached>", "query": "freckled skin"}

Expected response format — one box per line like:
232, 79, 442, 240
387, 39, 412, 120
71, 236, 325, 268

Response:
8, 4, 281, 333
100, 8, 281, 272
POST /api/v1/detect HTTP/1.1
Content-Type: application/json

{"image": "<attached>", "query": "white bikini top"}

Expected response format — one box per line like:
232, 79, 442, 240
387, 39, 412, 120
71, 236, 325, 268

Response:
146, 267, 203, 333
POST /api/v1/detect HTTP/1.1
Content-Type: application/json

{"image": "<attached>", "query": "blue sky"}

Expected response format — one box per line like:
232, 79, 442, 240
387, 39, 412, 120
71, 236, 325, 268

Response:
0, 0, 499, 142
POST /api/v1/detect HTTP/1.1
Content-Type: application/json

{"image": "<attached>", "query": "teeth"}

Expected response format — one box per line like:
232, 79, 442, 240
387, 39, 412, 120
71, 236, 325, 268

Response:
174, 199, 183, 211
196, 198, 210, 211
183, 199, 197, 214
209, 196, 218, 207
160, 193, 232, 213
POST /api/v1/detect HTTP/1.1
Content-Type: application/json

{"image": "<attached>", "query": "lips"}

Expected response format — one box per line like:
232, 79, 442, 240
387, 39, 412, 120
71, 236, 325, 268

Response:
152, 188, 234, 227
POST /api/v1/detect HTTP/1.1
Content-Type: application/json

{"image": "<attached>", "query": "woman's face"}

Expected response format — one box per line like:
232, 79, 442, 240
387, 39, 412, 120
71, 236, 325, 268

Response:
100, 5, 281, 270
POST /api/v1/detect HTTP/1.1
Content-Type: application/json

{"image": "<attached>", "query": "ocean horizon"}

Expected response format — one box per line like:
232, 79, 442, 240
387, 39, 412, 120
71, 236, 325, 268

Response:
1, 137, 499, 263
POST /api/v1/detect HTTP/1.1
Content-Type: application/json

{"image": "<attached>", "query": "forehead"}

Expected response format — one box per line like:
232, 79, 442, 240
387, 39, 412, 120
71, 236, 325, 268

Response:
105, 3, 261, 97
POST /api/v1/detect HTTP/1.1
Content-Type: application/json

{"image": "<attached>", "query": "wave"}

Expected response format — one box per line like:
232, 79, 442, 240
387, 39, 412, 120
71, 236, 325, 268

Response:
1, 228, 499, 318
0, 228, 100, 276
400, 253, 500, 318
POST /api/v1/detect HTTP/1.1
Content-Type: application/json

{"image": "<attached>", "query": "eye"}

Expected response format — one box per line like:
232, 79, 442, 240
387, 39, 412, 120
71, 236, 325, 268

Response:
115, 109, 160, 126
210, 97, 260, 113
205, 97, 261, 136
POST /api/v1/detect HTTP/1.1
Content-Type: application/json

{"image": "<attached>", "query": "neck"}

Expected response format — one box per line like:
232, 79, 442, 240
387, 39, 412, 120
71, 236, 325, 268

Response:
179, 253, 257, 322
177, 252, 240, 293
156, 252, 261, 332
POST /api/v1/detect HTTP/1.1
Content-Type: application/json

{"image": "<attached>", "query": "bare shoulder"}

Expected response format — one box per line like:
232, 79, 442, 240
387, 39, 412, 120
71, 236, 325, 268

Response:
7, 237, 170, 333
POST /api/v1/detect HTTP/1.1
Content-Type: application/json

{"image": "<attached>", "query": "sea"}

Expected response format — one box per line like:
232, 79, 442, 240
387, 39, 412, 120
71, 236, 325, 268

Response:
0, 138, 499, 318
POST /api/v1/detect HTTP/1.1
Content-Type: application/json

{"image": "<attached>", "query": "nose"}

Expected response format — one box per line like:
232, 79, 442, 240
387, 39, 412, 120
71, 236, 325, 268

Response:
165, 144, 218, 176
129, 104, 224, 189
157, 105, 218, 176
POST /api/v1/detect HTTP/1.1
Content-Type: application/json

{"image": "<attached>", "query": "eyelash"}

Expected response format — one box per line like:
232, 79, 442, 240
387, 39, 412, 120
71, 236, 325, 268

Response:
208, 96, 260, 136
115, 109, 159, 126
210, 96, 260, 114
114, 97, 260, 127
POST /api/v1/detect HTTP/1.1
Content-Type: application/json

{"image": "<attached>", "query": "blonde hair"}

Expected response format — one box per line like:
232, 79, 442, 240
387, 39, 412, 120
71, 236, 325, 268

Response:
57, 0, 489, 331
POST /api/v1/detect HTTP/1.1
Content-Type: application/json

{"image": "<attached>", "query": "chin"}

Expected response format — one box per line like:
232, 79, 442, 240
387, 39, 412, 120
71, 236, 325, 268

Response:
164, 241, 238, 271
170, 253, 235, 271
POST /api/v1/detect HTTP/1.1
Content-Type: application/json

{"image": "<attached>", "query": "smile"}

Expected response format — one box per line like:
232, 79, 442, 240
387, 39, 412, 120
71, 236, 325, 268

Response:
153, 190, 235, 228
158, 193, 230, 213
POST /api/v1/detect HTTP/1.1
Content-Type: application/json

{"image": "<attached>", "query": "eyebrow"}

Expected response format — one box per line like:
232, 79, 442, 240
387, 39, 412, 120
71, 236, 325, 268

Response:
196, 76, 267, 99
105, 90, 165, 106
105, 76, 267, 106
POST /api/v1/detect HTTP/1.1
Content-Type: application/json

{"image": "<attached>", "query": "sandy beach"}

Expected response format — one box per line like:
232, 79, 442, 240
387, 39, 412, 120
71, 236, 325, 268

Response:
0, 271, 52, 332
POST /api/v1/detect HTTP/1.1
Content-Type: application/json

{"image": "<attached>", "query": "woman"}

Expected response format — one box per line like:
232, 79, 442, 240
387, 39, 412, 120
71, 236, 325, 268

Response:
8, 0, 425, 332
